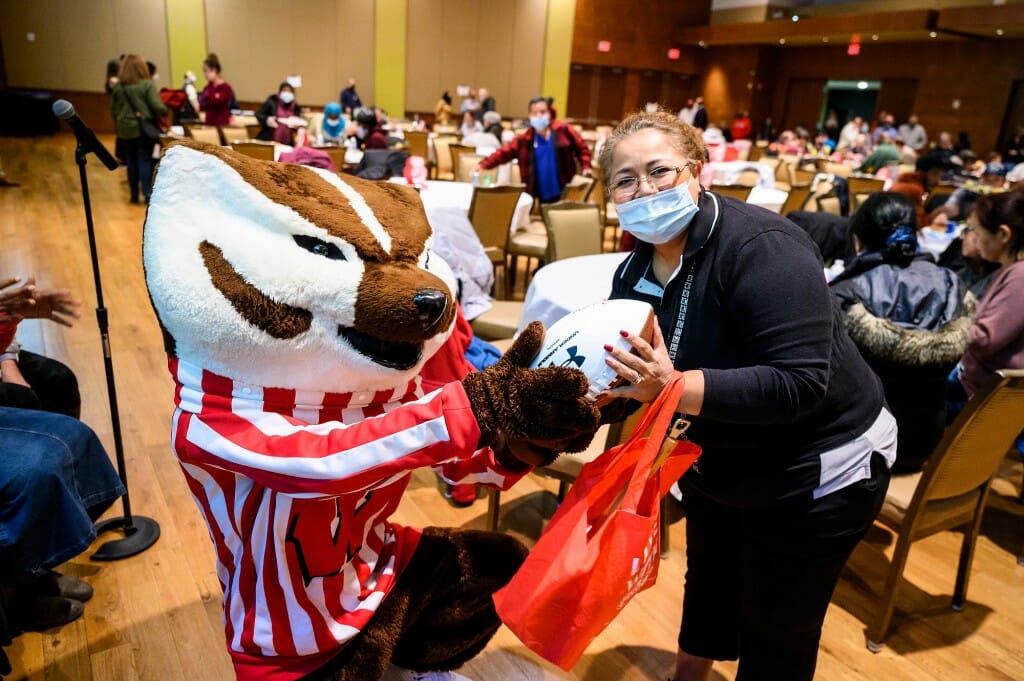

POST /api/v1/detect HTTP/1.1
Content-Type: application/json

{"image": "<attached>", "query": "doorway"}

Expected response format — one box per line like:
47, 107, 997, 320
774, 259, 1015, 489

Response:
823, 80, 880, 130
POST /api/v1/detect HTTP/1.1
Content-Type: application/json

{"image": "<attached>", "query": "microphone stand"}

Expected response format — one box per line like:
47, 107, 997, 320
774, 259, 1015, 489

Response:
71, 140, 160, 560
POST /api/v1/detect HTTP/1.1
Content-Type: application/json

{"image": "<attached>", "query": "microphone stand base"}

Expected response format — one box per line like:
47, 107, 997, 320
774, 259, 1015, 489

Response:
90, 515, 161, 561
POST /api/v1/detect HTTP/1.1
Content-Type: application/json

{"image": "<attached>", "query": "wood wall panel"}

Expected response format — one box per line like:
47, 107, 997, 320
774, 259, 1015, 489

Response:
764, 39, 1024, 154
780, 78, 827, 132
572, 0, 707, 74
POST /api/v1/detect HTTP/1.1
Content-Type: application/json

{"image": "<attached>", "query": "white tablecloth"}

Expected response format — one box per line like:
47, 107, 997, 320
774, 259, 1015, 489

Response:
747, 186, 789, 213
518, 252, 630, 333
414, 181, 533, 232
706, 161, 776, 189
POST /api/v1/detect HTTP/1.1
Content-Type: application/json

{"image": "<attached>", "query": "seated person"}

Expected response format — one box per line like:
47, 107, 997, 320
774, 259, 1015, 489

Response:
950, 190, 1024, 402
459, 109, 483, 141
0, 407, 125, 631
319, 101, 346, 144
256, 82, 301, 144
0, 276, 81, 416
461, 111, 503, 154
941, 162, 1008, 220
830, 193, 970, 473
353, 107, 388, 150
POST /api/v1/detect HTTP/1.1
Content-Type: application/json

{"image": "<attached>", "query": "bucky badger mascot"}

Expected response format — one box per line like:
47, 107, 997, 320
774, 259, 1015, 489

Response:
143, 140, 599, 681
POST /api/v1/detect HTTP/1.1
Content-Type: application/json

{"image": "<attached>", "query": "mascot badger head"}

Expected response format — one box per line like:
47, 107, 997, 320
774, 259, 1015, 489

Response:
143, 140, 457, 394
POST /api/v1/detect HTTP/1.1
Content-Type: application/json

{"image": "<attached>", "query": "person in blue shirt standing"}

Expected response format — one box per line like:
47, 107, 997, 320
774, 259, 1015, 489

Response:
476, 97, 592, 202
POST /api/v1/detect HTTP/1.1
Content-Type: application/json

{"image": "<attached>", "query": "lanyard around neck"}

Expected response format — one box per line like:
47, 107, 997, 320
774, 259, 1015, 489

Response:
665, 191, 720, 362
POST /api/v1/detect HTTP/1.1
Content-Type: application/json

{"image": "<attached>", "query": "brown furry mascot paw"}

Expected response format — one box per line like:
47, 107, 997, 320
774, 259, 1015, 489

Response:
462, 321, 601, 465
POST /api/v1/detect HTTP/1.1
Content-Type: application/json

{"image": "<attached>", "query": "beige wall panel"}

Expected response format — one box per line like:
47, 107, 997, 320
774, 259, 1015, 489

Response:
439, 0, 480, 115
245, 0, 298, 101
205, 0, 373, 107
0, 0, 168, 92
58, 0, 117, 91
474, 0, 516, 113
112, 0, 171, 85
204, 0, 252, 96
405, 0, 546, 116
406, 0, 445, 112
505, 0, 546, 114
0, 0, 65, 89
335, 0, 375, 107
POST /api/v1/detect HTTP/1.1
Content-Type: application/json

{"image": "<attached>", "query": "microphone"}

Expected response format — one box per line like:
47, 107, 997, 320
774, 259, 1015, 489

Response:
52, 99, 119, 170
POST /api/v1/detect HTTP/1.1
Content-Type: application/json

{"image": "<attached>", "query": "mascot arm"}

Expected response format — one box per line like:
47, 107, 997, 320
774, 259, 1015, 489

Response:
174, 381, 487, 497
461, 321, 601, 465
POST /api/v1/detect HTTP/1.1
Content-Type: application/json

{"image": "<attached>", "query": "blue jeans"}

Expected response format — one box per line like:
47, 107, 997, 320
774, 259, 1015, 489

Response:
123, 136, 156, 201
0, 408, 125, 578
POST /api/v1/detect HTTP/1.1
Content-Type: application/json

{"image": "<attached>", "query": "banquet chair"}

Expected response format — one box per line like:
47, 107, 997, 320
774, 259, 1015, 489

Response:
469, 300, 524, 341
847, 176, 886, 213
861, 369, 1024, 652
231, 141, 275, 161
458, 154, 497, 184
404, 130, 430, 164
560, 175, 596, 202
312, 147, 346, 172
219, 126, 249, 145
735, 168, 761, 187
710, 184, 753, 202
824, 161, 852, 179
468, 186, 524, 299
542, 202, 603, 262
780, 183, 812, 217
432, 135, 458, 180
186, 125, 223, 146
789, 164, 816, 186
928, 183, 957, 203
748, 145, 764, 162
448, 144, 475, 181
245, 124, 263, 140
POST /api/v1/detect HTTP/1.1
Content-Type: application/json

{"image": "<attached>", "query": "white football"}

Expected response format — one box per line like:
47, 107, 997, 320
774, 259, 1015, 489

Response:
529, 299, 657, 400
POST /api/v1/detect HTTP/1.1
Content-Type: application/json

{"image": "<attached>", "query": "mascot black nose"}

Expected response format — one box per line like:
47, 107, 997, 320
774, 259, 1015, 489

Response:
414, 288, 448, 331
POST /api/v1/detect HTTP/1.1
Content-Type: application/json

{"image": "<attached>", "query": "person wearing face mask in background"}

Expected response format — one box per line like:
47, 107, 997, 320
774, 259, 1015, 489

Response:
352, 107, 388, 150
596, 110, 893, 681
256, 82, 300, 144
475, 96, 592, 202
319, 101, 346, 145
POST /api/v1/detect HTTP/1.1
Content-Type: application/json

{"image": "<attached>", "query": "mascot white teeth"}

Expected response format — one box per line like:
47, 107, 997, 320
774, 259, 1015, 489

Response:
143, 140, 600, 681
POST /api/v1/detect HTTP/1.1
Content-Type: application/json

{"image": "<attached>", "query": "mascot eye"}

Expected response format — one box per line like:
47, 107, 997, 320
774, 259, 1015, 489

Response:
293, 235, 346, 261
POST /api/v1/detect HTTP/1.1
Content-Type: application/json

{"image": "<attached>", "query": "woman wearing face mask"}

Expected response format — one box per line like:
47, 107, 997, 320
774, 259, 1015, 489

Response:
256, 82, 300, 144
319, 101, 346, 144
597, 110, 894, 681
476, 96, 591, 201
352, 107, 388, 150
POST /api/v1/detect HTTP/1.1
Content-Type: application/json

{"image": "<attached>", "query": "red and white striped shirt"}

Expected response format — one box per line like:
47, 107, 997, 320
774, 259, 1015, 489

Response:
168, 357, 526, 681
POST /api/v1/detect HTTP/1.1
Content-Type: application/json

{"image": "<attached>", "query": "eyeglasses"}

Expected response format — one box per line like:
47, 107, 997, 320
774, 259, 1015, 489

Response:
609, 165, 690, 202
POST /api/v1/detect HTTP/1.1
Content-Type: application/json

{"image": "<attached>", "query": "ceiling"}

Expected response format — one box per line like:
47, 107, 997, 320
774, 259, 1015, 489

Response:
680, 3, 1024, 47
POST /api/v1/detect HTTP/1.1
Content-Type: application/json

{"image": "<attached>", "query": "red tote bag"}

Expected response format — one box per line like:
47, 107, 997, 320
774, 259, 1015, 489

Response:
493, 374, 701, 670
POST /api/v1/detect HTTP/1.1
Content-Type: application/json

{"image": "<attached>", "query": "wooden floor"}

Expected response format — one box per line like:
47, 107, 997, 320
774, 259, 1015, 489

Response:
1, 133, 1023, 681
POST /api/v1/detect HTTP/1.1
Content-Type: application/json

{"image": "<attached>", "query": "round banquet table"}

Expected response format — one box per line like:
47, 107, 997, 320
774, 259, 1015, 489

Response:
399, 180, 534, 233
518, 252, 630, 334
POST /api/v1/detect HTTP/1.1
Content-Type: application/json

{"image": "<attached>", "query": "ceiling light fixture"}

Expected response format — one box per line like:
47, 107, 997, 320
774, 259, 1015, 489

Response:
792, 15, 799, 22
872, 34, 879, 41
698, 40, 706, 47
857, 81, 869, 90
779, 38, 786, 45
929, 31, 937, 37
996, 28, 1004, 36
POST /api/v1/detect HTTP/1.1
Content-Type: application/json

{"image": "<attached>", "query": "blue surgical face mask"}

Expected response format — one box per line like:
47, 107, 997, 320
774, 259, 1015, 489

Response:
616, 176, 699, 245
279, 91, 295, 104
530, 115, 550, 132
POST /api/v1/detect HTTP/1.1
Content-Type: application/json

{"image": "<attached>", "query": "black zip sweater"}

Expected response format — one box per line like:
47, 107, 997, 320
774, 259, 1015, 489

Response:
610, 190, 885, 507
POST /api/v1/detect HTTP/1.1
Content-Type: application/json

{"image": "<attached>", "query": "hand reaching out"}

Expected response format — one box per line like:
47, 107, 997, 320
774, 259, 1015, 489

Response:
0, 276, 81, 327
0, 276, 36, 313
